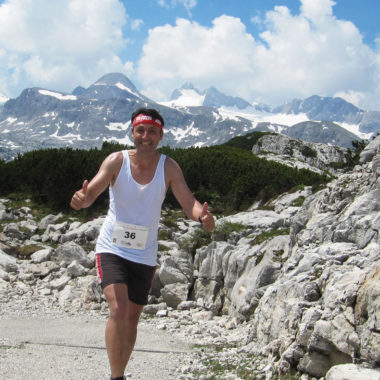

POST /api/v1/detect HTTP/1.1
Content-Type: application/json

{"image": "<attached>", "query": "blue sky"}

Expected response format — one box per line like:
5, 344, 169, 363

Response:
0, 0, 379, 110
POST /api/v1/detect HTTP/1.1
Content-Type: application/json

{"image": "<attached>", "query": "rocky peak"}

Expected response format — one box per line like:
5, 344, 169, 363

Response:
93, 72, 138, 91
203, 86, 252, 109
274, 94, 363, 121
79, 72, 146, 101
180, 82, 199, 91
252, 133, 348, 174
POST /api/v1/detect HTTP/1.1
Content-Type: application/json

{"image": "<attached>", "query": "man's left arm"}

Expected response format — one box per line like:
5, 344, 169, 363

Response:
166, 158, 215, 232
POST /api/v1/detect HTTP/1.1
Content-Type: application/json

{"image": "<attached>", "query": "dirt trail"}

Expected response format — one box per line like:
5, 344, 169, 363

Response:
0, 316, 193, 380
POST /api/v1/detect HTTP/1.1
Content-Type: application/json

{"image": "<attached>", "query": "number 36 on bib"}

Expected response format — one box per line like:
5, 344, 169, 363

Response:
111, 221, 149, 250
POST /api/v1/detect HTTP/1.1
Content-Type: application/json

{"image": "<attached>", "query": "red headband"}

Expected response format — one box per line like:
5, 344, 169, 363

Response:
132, 114, 163, 129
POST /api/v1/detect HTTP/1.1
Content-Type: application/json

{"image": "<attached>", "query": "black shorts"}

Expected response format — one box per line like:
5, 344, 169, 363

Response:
96, 253, 156, 305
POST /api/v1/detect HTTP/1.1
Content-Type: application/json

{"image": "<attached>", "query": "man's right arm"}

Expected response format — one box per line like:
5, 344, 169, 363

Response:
70, 151, 123, 210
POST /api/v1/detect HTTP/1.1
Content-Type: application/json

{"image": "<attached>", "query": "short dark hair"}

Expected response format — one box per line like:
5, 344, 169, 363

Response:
131, 108, 165, 127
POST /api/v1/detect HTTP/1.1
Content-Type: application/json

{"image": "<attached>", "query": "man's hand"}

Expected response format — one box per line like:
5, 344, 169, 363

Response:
199, 202, 215, 232
70, 180, 88, 210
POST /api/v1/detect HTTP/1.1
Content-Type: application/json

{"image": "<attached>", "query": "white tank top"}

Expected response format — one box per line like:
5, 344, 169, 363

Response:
96, 150, 167, 266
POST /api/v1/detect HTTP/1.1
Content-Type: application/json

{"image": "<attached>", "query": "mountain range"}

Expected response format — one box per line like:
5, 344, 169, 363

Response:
0, 72, 379, 161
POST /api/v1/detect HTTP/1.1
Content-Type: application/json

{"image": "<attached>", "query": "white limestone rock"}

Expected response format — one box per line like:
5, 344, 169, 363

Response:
31, 247, 53, 263
326, 363, 380, 380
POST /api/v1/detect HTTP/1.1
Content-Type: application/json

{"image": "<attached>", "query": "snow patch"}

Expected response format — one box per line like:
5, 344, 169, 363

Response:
39, 90, 77, 101
169, 122, 202, 142
5, 141, 21, 149
339, 122, 373, 140
43, 112, 57, 118
160, 89, 205, 107
105, 121, 130, 131
115, 82, 142, 99
0, 93, 9, 104
218, 107, 309, 127
55, 132, 83, 143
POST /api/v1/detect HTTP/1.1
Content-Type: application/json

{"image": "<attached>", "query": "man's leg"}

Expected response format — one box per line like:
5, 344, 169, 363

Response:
103, 283, 144, 378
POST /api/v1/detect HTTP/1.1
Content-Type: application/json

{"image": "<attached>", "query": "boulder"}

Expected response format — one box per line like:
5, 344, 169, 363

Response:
355, 264, 380, 365
326, 363, 380, 380
54, 242, 93, 268
77, 276, 103, 304
3, 223, 25, 240
23, 261, 59, 278
38, 213, 63, 229
47, 274, 71, 290
31, 247, 53, 263
66, 260, 88, 277
360, 135, 380, 164
59, 284, 78, 307
0, 267, 9, 281
159, 254, 193, 285
0, 249, 17, 272
143, 302, 168, 315
161, 283, 190, 308
230, 235, 290, 318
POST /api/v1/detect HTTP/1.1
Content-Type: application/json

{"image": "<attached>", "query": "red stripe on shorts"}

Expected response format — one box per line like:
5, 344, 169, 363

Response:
96, 254, 103, 281
149, 266, 157, 290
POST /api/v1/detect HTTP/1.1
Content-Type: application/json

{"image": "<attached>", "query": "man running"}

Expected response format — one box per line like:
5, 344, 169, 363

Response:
70, 107, 215, 380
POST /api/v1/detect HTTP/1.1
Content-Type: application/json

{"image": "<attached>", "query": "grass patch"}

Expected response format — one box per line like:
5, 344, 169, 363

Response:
300, 146, 317, 158
313, 266, 323, 279
249, 228, 290, 246
190, 343, 302, 379
4, 194, 55, 222
158, 229, 169, 240
161, 209, 186, 229
158, 243, 170, 252
6, 244, 43, 259
311, 183, 327, 193
291, 196, 306, 207
288, 184, 305, 193
278, 369, 302, 380
258, 204, 275, 211
178, 228, 212, 257
212, 221, 248, 241
272, 249, 285, 262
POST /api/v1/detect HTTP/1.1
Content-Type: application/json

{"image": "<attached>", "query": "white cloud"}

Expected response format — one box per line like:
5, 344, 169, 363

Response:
1, 0, 379, 111
300, 0, 335, 23
157, 0, 197, 10
131, 19, 144, 31
333, 90, 365, 108
138, 16, 256, 99
0, 0, 131, 96
138, 0, 380, 110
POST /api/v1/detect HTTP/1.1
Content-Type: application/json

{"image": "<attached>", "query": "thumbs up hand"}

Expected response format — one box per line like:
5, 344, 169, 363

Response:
199, 202, 215, 232
70, 180, 89, 210
81, 180, 88, 195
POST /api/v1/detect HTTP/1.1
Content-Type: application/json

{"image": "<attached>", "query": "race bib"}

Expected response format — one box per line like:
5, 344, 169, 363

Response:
111, 221, 149, 250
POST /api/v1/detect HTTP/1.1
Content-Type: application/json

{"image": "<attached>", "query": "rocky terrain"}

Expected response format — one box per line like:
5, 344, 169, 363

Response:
1, 136, 380, 379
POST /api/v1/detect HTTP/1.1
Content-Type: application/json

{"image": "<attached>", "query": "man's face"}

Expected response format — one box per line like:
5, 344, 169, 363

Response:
132, 123, 163, 151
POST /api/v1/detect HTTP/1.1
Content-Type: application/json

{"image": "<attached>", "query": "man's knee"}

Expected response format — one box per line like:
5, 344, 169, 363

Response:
104, 284, 128, 319
109, 300, 129, 321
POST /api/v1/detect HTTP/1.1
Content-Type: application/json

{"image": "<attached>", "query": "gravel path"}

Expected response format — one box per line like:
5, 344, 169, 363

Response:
0, 314, 194, 380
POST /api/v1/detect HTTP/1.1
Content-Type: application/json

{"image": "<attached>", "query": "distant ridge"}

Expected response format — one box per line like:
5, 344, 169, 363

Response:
0, 72, 379, 160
